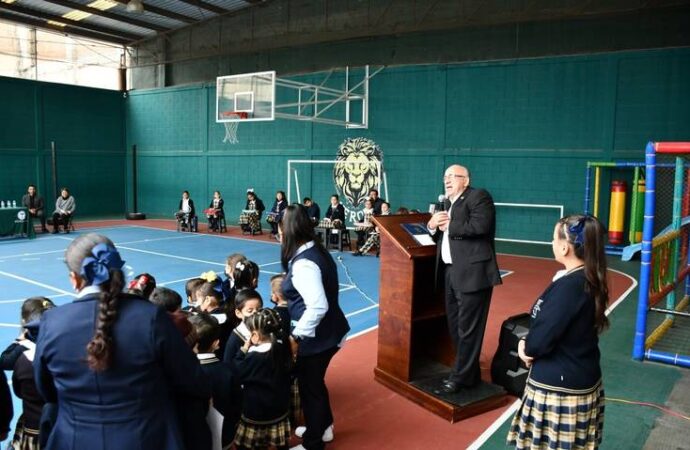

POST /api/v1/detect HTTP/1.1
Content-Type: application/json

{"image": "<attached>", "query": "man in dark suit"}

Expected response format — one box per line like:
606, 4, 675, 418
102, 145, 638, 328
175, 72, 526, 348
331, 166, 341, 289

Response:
22, 184, 47, 233
427, 164, 502, 393
368, 189, 386, 215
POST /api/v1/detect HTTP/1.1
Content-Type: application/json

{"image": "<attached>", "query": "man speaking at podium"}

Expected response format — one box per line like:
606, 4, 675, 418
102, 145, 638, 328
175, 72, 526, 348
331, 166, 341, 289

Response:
427, 164, 502, 394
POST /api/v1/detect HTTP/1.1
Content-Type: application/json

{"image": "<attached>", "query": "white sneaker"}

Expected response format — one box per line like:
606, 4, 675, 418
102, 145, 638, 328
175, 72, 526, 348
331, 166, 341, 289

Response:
294, 424, 334, 442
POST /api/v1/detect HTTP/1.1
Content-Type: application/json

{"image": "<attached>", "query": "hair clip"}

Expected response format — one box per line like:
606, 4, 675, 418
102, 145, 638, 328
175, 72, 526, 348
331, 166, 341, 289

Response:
235, 261, 246, 271
246, 188, 254, 193
200, 271, 218, 283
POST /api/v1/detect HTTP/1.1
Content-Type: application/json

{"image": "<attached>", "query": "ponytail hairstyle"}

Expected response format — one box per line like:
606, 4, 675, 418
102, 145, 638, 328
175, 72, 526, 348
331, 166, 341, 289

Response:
233, 259, 260, 291
21, 296, 55, 325
244, 308, 291, 373
65, 233, 126, 371
558, 215, 610, 334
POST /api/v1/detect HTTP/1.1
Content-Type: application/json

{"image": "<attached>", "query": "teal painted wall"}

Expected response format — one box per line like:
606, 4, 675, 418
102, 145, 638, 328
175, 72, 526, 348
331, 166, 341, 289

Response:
126, 48, 690, 243
0, 76, 125, 218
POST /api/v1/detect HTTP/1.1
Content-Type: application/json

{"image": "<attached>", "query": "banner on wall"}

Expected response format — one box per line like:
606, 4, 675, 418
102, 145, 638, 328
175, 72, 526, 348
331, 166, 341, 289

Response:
333, 137, 383, 225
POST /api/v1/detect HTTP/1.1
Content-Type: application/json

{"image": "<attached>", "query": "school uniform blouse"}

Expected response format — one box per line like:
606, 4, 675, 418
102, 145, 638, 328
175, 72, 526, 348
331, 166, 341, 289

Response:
233, 343, 290, 422
179, 198, 195, 217
34, 286, 210, 450
269, 199, 287, 218
525, 268, 602, 393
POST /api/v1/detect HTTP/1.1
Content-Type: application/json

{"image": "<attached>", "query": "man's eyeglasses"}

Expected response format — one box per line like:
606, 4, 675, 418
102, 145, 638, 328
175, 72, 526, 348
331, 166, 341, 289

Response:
443, 174, 467, 180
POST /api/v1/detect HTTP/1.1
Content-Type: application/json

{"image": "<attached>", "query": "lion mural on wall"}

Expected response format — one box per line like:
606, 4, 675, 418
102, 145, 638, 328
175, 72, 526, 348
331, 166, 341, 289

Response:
333, 137, 382, 208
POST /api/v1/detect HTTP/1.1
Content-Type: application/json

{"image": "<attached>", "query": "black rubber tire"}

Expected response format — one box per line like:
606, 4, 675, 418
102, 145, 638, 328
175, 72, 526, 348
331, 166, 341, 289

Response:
126, 212, 146, 220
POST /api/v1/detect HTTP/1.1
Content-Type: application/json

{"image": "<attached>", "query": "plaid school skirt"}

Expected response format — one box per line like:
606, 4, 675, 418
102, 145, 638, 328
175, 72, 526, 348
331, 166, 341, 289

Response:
290, 377, 303, 425
234, 412, 291, 448
507, 378, 605, 450
10, 425, 40, 450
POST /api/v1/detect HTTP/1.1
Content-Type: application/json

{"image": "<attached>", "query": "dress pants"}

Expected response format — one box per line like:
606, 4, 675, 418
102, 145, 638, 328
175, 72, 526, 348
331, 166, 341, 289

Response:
297, 346, 338, 450
444, 266, 492, 386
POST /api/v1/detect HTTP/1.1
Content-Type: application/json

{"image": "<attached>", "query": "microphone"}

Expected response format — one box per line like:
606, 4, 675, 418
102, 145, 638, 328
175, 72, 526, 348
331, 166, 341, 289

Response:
437, 195, 447, 212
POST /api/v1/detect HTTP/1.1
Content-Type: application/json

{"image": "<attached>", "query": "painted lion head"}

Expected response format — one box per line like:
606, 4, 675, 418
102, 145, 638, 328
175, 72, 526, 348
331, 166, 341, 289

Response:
333, 138, 382, 207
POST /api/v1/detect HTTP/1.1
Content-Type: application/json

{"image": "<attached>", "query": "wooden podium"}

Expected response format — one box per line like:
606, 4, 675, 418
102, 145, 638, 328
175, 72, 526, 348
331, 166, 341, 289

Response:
372, 213, 505, 422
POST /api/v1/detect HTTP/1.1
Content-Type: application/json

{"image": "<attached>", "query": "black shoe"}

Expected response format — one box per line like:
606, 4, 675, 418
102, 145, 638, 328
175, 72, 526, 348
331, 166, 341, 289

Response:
353, 251, 362, 256
64, 229, 70, 234
434, 380, 461, 394
42, 228, 48, 233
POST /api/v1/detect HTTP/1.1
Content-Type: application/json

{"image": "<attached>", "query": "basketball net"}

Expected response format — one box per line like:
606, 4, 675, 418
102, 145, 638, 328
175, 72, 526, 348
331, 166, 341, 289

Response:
220, 112, 247, 144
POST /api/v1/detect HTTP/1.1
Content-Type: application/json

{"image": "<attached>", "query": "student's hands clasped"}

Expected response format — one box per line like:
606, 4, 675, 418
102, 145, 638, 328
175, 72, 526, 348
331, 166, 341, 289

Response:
428, 211, 450, 232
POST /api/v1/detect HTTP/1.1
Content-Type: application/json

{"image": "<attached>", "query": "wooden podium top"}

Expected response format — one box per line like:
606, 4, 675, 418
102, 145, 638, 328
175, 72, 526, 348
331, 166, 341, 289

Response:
371, 213, 436, 259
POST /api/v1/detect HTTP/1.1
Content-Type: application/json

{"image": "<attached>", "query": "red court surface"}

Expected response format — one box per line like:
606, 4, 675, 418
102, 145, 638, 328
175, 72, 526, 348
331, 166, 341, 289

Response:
320, 254, 635, 450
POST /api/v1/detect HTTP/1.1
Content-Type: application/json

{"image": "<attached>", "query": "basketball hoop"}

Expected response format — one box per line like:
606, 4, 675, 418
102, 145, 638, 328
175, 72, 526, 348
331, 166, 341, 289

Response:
220, 111, 248, 144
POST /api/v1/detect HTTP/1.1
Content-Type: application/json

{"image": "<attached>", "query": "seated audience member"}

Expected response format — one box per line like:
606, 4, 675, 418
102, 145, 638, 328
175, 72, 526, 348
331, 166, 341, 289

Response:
1, 297, 55, 371
22, 184, 47, 233
150, 287, 197, 347
189, 313, 235, 448
205, 191, 225, 232
355, 198, 375, 249
303, 197, 321, 223
368, 188, 386, 215
52, 187, 75, 234
381, 201, 391, 215
395, 206, 410, 215
175, 190, 197, 232
324, 194, 346, 227
11, 297, 55, 450
267, 191, 287, 240
409, 208, 421, 214
127, 273, 157, 299
240, 189, 265, 234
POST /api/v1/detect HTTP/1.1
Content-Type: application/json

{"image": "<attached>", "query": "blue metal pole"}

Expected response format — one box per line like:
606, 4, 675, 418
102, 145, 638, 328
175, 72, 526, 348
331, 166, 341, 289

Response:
633, 142, 656, 361
584, 164, 592, 214
645, 349, 690, 368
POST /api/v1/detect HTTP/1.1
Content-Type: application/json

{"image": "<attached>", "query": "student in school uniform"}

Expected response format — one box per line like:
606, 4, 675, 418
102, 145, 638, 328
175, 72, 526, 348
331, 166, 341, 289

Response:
233, 308, 292, 450
189, 313, 235, 449
34, 233, 210, 450
10, 297, 55, 450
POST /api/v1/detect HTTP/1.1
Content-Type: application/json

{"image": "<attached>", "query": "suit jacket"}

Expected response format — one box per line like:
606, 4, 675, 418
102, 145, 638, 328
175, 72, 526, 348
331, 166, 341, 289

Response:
435, 187, 502, 293
34, 293, 210, 450
22, 194, 45, 212
325, 203, 345, 222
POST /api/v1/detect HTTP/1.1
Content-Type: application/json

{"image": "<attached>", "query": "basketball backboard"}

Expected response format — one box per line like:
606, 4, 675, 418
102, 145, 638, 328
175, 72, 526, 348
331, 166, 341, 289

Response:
216, 70, 275, 122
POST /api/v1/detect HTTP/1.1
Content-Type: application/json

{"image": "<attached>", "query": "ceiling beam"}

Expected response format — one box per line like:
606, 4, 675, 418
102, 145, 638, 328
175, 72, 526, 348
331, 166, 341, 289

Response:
111, 0, 197, 24
0, 10, 130, 45
175, 0, 228, 15
0, 3, 143, 42
43, 0, 169, 32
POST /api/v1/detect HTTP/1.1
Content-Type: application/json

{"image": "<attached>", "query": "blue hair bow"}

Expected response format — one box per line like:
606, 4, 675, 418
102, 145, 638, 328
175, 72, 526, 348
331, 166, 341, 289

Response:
80, 243, 125, 286
568, 218, 586, 247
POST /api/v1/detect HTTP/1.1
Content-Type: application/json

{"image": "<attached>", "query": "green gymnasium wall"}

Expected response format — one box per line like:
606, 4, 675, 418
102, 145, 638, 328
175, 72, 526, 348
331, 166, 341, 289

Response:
0, 77, 125, 218
126, 47, 690, 243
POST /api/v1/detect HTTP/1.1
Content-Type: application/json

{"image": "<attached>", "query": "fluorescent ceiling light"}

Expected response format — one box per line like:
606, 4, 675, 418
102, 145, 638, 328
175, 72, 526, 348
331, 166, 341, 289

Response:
126, 0, 144, 13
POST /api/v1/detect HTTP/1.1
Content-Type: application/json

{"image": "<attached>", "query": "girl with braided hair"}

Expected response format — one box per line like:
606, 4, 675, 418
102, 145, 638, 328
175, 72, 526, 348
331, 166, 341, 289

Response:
34, 233, 210, 450
507, 215, 609, 450
232, 308, 292, 450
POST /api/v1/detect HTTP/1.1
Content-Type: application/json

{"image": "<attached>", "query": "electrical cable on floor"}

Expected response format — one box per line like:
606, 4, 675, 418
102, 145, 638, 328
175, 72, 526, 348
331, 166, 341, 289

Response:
607, 397, 690, 422
335, 254, 378, 306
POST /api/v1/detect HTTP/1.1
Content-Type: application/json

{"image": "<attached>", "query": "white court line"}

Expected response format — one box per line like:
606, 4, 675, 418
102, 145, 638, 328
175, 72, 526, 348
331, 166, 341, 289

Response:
0, 293, 72, 304
0, 322, 21, 328
500, 270, 514, 278
0, 270, 73, 296
346, 325, 378, 341
129, 225, 282, 247
345, 303, 378, 318
467, 267, 638, 450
